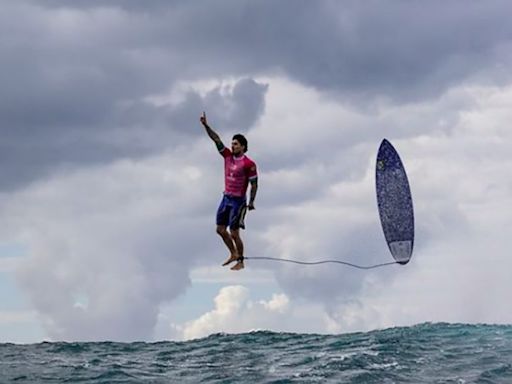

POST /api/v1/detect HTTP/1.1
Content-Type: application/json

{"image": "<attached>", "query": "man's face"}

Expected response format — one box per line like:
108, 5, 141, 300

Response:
231, 139, 244, 155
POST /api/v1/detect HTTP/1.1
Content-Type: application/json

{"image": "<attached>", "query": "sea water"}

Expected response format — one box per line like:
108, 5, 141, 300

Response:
1, 323, 512, 383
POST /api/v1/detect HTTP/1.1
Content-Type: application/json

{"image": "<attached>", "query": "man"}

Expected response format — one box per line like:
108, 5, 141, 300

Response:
200, 112, 258, 271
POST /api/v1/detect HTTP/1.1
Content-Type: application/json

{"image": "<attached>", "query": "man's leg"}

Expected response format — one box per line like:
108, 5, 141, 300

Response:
217, 225, 239, 266
230, 229, 244, 271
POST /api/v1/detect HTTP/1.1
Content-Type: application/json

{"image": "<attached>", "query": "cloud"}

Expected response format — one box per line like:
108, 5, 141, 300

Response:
1, 1, 271, 191
176, 285, 330, 340
0, 75, 267, 341
20, 0, 512, 101
0, 73, 267, 191
4, 75, 512, 341
0, 310, 38, 325
256, 81, 512, 332
0, 257, 22, 273
6, 148, 217, 341
325, 227, 512, 333
2, 1, 512, 341
192, 79, 512, 336
3, 1, 512, 190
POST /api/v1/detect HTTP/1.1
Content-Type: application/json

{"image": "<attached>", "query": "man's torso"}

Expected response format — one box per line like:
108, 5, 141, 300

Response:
220, 147, 257, 197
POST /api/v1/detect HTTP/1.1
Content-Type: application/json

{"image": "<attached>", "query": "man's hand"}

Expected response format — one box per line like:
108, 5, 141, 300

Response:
200, 111, 208, 126
247, 202, 255, 211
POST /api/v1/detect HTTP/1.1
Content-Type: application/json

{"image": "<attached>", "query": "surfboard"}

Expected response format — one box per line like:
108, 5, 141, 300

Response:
376, 139, 414, 265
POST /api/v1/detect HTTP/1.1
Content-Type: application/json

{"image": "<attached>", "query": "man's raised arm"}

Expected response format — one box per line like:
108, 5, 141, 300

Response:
200, 112, 224, 151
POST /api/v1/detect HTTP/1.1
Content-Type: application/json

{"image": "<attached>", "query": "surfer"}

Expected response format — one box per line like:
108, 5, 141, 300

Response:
200, 112, 258, 271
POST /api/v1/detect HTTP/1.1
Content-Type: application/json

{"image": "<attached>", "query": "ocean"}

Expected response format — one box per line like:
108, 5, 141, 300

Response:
1, 323, 512, 383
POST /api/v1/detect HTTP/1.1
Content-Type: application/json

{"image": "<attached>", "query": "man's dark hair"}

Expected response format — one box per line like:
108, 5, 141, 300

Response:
232, 134, 248, 152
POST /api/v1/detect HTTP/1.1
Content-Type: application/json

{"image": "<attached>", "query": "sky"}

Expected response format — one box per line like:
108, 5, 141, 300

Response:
1, 0, 512, 343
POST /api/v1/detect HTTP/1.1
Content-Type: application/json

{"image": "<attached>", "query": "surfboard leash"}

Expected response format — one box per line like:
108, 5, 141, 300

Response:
243, 256, 399, 270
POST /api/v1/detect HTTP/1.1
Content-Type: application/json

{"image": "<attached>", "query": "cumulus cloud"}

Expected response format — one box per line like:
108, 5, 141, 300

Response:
18, 0, 512, 101
257, 82, 512, 332
5, 76, 512, 341
2, 136, 224, 340
1, 1, 270, 190
2, 0, 512, 341
0, 75, 267, 341
176, 285, 330, 341
3, 0, 512, 191
8, 155, 194, 340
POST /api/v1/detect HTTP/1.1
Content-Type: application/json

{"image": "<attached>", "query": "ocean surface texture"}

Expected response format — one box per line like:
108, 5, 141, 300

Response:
2, 323, 512, 383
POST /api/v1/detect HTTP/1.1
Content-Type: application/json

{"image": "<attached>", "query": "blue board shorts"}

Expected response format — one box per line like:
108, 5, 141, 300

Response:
216, 194, 248, 230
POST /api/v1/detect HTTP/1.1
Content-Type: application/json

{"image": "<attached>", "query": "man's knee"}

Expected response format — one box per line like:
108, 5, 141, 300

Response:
216, 226, 228, 236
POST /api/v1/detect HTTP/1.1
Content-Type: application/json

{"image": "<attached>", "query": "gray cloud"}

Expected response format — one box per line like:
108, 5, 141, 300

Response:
3, 0, 512, 191
0, 1, 266, 190
8, 150, 217, 341
0, 73, 266, 191
3, 0, 512, 340
30, 0, 512, 99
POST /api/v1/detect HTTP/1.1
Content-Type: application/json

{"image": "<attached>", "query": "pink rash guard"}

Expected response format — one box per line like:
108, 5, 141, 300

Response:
219, 146, 258, 197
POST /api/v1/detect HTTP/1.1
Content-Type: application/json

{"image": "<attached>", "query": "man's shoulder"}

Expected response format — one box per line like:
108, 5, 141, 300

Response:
243, 155, 258, 177
243, 155, 256, 166
219, 146, 231, 157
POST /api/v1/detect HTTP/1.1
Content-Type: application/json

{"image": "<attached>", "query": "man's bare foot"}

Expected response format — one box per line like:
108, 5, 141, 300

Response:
230, 260, 245, 271
222, 254, 239, 266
